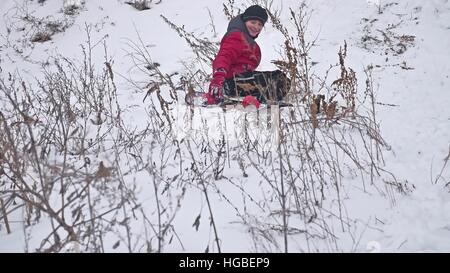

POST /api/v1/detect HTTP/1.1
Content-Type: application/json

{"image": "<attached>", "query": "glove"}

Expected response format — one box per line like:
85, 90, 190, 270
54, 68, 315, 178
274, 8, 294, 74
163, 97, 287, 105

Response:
242, 95, 261, 109
206, 69, 227, 104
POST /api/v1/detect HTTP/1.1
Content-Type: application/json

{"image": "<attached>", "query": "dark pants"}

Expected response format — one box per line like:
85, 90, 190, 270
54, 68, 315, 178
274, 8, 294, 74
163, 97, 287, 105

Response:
223, 70, 290, 103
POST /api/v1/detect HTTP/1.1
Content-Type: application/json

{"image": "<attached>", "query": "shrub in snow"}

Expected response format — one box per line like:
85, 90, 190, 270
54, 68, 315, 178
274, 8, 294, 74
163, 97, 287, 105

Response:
0, 29, 139, 252
63, 0, 85, 15
125, 0, 161, 11
30, 31, 52, 43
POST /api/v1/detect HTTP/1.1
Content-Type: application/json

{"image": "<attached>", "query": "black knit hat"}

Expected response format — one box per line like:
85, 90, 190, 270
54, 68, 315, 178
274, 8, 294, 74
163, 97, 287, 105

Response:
242, 5, 268, 25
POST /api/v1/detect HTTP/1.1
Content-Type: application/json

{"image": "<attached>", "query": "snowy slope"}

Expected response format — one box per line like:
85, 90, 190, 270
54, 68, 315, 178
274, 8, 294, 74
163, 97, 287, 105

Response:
0, 0, 449, 253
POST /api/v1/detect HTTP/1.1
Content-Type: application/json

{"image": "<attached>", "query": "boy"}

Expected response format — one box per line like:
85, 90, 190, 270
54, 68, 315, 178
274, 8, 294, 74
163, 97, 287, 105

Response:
205, 5, 290, 108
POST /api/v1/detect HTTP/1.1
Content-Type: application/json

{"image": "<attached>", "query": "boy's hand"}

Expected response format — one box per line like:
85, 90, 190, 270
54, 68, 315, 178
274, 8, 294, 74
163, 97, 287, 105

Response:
207, 69, 227, 104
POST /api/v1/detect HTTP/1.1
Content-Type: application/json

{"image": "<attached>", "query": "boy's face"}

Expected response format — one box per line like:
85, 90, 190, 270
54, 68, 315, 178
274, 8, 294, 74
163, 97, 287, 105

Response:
245, 20, 264, 37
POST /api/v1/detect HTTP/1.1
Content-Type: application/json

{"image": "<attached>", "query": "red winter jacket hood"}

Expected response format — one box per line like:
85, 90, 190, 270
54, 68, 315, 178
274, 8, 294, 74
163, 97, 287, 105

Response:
212, 15, 261, 78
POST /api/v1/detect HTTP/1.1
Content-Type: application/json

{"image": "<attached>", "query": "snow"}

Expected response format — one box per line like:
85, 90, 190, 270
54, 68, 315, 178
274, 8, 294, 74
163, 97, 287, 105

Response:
0, 0, 449, 253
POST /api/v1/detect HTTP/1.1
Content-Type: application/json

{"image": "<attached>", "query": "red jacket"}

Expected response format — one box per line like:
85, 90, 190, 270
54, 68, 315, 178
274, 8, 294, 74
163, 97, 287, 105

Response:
212, 16, 261, 78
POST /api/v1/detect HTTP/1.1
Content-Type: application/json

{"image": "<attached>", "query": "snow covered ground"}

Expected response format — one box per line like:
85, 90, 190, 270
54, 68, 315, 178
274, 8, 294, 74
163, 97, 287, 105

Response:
0, 0, 449, 253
